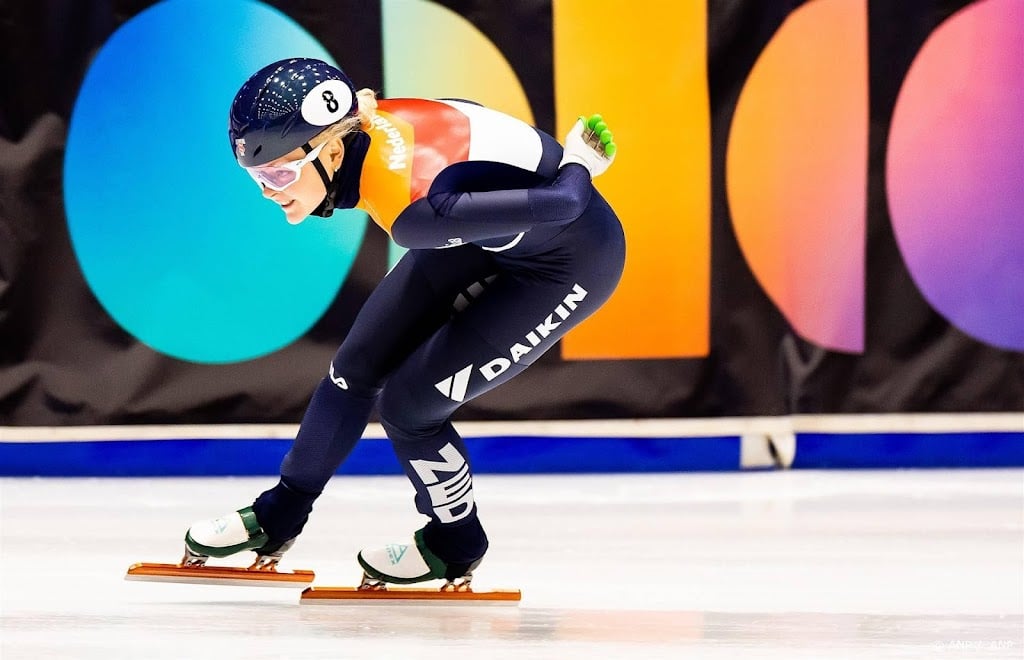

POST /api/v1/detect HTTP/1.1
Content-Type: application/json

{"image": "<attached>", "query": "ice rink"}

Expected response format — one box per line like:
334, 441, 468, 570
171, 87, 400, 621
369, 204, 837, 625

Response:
2, 469, 1022, 659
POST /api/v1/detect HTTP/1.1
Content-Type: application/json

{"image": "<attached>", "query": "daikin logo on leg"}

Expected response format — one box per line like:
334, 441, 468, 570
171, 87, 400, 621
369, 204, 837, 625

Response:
435, 364, 473, 402
480, 283, 588, 382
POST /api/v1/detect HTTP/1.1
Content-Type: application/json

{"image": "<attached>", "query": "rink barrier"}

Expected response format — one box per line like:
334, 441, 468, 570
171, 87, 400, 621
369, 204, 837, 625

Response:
0, 415, 1021, 476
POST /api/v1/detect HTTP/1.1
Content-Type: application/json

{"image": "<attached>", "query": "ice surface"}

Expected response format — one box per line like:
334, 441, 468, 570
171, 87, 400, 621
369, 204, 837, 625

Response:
2, 469, 1022, 659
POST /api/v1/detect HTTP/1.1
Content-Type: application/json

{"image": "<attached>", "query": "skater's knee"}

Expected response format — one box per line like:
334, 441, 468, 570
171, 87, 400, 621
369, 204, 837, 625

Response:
319, 357, 382, 399
329, 338, 394, 396
377, 382, 448, 441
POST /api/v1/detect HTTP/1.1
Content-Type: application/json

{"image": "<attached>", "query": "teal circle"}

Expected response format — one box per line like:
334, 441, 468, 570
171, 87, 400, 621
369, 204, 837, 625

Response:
64, 0, 367, 363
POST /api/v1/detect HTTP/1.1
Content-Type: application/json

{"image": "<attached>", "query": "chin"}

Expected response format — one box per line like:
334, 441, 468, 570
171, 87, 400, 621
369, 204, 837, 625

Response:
283, 208, 308, 225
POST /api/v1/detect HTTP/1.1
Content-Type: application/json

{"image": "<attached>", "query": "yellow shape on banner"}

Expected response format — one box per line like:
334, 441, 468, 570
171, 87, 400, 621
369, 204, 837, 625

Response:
381, 0, 534, 122
554, 1, 711, 359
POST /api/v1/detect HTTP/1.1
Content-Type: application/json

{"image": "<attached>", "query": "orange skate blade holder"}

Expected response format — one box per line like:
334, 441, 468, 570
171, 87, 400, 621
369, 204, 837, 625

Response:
125, 562, 315, 588
300, 585, 522, 605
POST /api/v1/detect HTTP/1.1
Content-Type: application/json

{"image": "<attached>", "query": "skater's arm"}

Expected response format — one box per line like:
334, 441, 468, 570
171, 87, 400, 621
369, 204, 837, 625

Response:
390, 114, 616, 250
390, 164, 593, 249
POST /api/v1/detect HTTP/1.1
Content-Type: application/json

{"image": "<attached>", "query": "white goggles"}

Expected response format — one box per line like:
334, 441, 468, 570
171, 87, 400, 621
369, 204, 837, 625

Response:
245, 141, 326, 192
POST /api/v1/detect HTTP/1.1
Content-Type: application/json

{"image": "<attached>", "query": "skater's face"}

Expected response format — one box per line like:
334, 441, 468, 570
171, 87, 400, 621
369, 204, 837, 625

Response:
245, 136, 345, 225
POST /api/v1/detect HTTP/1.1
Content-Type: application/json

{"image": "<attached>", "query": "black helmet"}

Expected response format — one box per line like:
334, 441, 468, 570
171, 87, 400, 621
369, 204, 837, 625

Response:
229, 58, 357, 167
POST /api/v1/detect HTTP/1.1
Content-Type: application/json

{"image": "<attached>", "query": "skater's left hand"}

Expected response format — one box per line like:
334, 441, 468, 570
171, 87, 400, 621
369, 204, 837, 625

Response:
559, 114, 617, 177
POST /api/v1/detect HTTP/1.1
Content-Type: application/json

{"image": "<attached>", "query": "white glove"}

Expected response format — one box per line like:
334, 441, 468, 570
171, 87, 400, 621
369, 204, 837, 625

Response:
558, 114, 617, 177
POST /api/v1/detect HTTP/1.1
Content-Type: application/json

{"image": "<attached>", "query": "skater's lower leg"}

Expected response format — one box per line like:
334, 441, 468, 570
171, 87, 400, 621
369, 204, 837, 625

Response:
384, 416, 488, 561
279, 375, 379, 494
185, 373, 377, 562
356, 415, 488, 584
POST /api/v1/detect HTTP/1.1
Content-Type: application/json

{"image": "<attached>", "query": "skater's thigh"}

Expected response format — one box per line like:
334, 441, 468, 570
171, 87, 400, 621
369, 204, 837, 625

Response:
332, 245, 498, 388
377, 262, 616, 432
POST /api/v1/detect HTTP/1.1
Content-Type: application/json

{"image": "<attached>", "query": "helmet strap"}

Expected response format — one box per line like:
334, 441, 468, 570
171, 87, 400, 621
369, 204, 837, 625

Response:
303, 142, 339, 217
309, 131, 370, 217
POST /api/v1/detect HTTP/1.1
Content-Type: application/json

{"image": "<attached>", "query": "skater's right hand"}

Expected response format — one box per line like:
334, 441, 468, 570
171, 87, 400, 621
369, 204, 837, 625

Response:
559, 114, 617, 178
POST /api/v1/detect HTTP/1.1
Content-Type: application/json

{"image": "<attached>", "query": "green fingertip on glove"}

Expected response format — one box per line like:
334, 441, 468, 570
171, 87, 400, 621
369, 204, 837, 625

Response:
580, 113, 616, 158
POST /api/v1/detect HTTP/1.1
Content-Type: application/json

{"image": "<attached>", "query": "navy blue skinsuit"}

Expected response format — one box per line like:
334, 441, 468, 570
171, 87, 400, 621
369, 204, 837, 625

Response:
253, 101, 625, 574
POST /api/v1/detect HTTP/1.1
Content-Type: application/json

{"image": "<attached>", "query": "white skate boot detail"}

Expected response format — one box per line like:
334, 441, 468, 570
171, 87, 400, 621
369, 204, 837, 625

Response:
361, 541, 431, 579
357, 528, 448, 585
184, 507, 269, 560
188, 513, 251, 548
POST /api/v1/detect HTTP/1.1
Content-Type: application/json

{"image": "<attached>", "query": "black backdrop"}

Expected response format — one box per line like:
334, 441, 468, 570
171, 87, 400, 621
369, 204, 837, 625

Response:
0, 0, 1021, 425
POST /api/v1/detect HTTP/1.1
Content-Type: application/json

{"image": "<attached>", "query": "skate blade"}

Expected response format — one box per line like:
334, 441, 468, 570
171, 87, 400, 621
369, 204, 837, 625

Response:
300, 585, 521, 605
125, 562, 315, 588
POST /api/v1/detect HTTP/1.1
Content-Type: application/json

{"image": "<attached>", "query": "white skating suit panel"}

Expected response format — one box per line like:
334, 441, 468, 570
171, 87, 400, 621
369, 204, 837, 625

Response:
437, 100, 544, 173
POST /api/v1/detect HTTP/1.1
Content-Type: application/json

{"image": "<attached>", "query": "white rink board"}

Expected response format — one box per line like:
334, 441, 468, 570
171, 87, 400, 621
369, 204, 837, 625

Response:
1, 470, 1022, 659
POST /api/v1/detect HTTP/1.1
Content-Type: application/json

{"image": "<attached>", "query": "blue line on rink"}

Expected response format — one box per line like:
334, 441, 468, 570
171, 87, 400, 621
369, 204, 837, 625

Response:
792, 432, 1024, 469
0, 436, 740, 477
1, 432, 1021, 476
